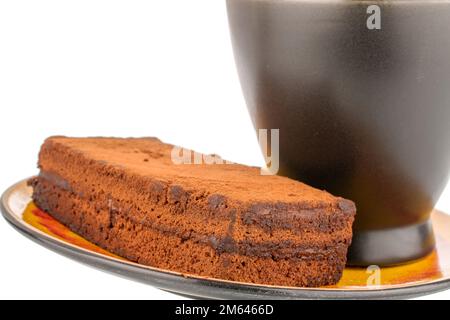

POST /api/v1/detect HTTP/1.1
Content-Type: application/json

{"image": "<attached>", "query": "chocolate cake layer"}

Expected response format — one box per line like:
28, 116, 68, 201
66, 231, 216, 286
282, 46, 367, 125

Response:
29, 136, 356, 287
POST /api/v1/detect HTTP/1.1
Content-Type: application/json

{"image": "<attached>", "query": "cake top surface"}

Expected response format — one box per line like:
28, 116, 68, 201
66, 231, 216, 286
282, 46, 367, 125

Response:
44, 136, 344, 205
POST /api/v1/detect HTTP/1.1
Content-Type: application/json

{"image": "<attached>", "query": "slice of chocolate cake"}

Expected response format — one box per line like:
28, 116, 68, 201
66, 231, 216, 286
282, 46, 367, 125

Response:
29, 136, 355, 287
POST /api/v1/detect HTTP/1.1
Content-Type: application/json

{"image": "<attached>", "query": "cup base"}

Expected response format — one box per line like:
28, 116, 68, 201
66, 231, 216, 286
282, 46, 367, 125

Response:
347, 220, 436, 267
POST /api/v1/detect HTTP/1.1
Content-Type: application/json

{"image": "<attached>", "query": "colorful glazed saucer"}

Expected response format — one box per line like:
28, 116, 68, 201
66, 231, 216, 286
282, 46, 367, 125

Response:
2, 178, 450, 299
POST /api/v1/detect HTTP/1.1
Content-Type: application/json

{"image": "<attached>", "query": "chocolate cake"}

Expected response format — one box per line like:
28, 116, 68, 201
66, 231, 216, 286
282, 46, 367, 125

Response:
29, 136, 356, 287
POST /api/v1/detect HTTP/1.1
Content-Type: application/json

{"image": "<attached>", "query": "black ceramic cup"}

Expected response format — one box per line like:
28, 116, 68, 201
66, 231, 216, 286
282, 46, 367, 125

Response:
227, 0, 450, 266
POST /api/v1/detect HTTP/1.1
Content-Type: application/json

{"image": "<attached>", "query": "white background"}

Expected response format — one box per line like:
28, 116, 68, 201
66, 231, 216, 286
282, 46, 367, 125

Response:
0, 1, 449, 300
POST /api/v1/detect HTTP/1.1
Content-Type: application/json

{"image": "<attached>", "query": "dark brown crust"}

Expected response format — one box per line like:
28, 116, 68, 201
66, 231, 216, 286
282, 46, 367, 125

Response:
29, 136, 356, 287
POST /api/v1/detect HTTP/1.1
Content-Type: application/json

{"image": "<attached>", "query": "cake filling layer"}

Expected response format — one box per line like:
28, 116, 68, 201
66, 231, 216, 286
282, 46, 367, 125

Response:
32, 176, 350, 260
